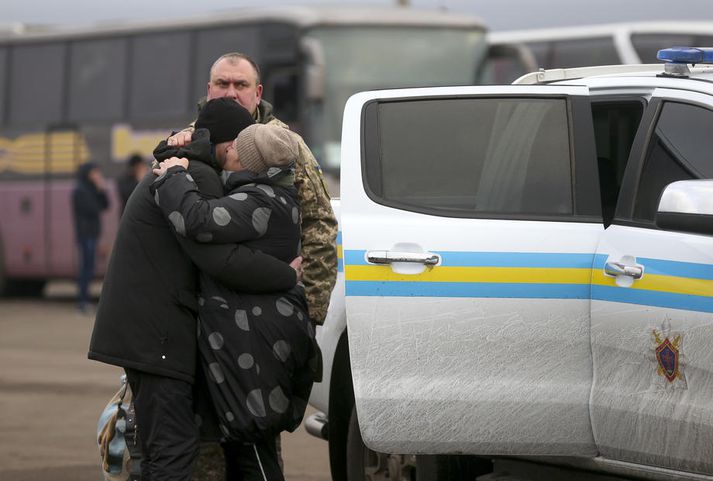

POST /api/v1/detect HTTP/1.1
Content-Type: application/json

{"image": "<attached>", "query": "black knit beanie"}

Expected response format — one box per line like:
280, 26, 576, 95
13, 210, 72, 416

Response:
195, 97, 255, 144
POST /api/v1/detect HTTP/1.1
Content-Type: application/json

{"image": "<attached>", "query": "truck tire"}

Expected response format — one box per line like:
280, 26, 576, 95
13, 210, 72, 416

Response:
416, 455, 493, 481
346, 406, 417, 481
346, 405, 493, 481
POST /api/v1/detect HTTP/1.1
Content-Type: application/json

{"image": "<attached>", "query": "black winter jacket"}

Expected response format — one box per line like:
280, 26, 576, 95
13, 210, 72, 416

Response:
88, 131, 297, 383
152, 164, 319, 441
72, 163, 109, 240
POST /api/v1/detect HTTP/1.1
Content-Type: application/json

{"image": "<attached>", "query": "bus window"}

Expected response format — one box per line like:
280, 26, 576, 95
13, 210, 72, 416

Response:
551, 37, 620, 67
263, 68, 299, 126
0, 47, 6, 124
262, 24, 299, 63
193, 26, 261, 105
528, 37, 620, 70
9, 43, 66, 125
526, 41, 550, 68
69, 38, 127, 122
129, 32, 192, 119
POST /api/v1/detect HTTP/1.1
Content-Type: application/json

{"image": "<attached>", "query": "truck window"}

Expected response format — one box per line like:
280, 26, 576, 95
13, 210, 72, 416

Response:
364, 97, 573, 218
591, 100, 644, 226
633, 102, 713, 222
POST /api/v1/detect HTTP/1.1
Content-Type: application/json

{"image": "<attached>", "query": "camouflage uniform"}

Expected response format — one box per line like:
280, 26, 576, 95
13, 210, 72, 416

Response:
256, 101, 337, 323
189, 98, 338, 324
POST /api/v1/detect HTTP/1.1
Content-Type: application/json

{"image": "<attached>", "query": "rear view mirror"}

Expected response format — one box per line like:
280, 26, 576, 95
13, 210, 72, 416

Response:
656, 180, 713, 236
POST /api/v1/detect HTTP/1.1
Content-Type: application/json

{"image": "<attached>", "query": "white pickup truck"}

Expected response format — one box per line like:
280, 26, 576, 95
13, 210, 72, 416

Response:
306, 48, 713, 481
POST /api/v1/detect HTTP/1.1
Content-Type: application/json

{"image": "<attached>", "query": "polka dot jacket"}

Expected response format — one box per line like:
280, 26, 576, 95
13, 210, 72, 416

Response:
152, 165, 320, 442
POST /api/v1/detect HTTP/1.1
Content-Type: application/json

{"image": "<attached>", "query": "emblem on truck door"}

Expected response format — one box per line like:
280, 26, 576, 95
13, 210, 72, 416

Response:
652, 320, 687, 389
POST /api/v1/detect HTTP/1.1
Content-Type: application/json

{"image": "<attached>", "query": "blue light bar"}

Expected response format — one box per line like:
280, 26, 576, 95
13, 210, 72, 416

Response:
657, 47, 713, 64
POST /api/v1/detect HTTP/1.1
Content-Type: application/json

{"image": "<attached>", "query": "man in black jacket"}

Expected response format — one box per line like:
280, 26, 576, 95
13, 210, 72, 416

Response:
72, 162, 109, 313
88, 98, 297, 481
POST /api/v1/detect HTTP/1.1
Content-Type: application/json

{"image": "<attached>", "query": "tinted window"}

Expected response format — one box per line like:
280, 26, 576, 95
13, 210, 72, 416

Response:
366, 97, 573, 217
129, 33, 191, 118
634, 102, 713, 221
592, 100, 645, 226
551, 38, 620, 68
0, 48, 6, 123
9, 43, 66, 125
193, 27, 261, 105
526, 38, 620, 69
263, 69, 299, 124
69, 38, 127, 121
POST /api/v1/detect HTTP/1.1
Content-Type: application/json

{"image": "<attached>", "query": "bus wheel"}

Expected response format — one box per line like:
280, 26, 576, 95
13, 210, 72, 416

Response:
0, 239, 6, 296
346, 406, 416, 481
6, 279, 47, 297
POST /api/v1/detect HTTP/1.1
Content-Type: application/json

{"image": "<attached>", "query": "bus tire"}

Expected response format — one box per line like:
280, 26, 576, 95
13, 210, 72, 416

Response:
0, 236, 6, 296
7, 279, 47, 297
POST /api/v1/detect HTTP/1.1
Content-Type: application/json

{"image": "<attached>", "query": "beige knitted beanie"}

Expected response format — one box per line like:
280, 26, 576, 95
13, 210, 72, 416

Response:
236, 124, 299, 173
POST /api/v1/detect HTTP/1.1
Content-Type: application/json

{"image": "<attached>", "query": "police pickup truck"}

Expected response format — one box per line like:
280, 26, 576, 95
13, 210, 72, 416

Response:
307, 48, 713, 481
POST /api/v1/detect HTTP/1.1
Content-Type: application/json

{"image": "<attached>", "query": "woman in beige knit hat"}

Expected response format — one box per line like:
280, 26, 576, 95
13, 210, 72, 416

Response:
152, 123, 319, 481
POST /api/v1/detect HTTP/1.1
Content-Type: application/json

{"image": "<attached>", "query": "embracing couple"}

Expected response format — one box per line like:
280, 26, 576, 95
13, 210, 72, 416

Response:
89, 53, 337, 481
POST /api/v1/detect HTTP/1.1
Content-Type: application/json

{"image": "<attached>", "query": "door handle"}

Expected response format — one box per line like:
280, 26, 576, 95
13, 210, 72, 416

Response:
604, 261, 643, 279
366, 250, 441, 266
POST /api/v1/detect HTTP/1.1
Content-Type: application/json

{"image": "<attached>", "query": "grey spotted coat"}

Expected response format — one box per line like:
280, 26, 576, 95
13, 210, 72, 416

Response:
152, 165, 319, 442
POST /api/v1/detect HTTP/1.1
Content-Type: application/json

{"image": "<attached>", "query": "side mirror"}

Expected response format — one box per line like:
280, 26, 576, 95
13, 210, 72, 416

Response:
301, 37, 325, 103
656, 179, 713, 236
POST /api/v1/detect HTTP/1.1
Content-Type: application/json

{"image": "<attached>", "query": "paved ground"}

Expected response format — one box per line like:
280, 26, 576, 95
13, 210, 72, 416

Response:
0, 282, 331, 481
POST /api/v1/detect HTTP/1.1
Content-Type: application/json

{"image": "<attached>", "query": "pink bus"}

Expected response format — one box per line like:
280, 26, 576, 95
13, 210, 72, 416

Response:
0, 6, 489, 295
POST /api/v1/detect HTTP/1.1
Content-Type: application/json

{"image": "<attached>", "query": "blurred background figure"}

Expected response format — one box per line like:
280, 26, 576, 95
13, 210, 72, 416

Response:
117, 153, 147, 216
72, 162, 109, 313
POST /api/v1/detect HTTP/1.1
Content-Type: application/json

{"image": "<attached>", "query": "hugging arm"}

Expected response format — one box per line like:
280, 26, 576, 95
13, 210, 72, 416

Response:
152, 166, 270, 243
155, 162, 295, 293
176, 236, 296, 293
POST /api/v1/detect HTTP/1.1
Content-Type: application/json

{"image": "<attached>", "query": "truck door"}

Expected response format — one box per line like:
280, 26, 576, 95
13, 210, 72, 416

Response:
341, 85, 602, 456
590, 88, 713, 474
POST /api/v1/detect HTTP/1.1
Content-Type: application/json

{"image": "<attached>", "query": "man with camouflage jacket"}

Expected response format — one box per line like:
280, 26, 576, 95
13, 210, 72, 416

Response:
169, 52, 338, 325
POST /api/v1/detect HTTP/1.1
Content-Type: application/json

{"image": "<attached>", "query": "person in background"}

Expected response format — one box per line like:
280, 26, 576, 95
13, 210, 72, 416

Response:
72, 162, 109, 313
117, 153, 148, 215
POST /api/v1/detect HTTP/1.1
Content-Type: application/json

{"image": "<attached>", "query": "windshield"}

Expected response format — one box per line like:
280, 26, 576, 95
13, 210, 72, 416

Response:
303, 26, 487, 175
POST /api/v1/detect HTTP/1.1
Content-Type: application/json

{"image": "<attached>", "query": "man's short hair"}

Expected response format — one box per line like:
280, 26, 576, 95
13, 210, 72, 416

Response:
210, 52, 261, 85
127, 154, 143, 167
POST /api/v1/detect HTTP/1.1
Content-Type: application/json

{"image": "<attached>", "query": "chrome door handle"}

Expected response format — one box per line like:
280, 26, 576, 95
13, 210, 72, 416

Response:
366, 250, 441, 266
604, 261, 643, 279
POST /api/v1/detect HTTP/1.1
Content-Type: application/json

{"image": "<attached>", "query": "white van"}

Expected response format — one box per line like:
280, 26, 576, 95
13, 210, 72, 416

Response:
484, 21, 713, 83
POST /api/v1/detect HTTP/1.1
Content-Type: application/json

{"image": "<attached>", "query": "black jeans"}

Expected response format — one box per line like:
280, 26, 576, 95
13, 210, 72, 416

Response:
224, 438, 284, 481
125, 368, 199, 481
